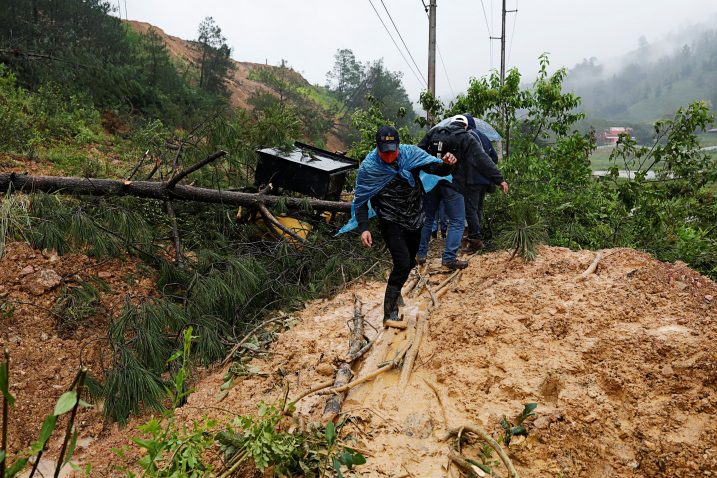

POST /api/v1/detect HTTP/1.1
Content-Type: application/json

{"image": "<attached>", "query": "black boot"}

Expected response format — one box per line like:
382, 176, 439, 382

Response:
383, 285, 401, 324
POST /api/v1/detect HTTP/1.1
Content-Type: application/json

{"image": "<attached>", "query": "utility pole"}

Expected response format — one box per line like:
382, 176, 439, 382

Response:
490, 0, 517, 158
427, 0, 437, 125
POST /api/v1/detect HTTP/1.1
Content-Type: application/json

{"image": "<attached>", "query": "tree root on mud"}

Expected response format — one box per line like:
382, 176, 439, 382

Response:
448, 449, 502, 478
440, 425, 520, 478
577, 250, 604, 281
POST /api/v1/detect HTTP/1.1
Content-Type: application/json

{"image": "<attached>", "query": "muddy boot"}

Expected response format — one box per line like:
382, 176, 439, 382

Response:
383, 285, 401, 325
463, 237, 484, 254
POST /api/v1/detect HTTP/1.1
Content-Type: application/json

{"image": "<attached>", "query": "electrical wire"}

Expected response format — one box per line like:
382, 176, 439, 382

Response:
437, 47, 456, 97
378, 0, 428, 85
366, 0, 426, 88
507, 0, 518, 65
479, 0, 494, 68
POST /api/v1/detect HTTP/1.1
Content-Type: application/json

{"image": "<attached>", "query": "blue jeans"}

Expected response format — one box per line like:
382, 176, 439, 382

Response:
464, 184, 488, 239
418, 184, 465, 262
431, 201, 447, 233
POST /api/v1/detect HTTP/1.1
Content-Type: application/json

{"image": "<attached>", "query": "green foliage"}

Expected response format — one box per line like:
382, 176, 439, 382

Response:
216, 403, 366, 477
499, 403, 538, 446
0, 188, 31, 258
0, 65, 103, 156
499, 203, 547, 262
117, 328, 217, 478
0, 1, 225, 128
52, 278, 108, 336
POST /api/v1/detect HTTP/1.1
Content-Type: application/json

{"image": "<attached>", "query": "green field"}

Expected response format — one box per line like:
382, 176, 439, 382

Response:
589, 134, 717, 171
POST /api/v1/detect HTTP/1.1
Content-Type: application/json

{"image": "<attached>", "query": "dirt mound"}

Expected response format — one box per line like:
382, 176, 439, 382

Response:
76, 245, 717, 476
0, 242, 155, 459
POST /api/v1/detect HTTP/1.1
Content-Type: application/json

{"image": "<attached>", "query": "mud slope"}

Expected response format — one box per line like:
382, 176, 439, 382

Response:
77, 246, 717, 477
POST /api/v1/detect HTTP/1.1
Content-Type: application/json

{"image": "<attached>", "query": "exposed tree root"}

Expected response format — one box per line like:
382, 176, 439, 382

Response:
577, 250, 604, 280
448, 449, 502, 478
441, 425, 520, 478
383, 320, 408, 330
423, 379, 448, 432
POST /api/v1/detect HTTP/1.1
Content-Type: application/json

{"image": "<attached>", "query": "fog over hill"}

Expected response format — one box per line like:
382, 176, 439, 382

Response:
565, 15, 717, 123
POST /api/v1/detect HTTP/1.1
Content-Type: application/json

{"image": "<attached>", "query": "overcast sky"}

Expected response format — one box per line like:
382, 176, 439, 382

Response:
117, 0, 717, 103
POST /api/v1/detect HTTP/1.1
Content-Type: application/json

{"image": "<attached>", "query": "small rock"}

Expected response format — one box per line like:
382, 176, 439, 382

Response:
315, 363, 334, 377
402, 412, 434, 439
40, 332, 49, 341
587, 389, 598, 399
706, 295, 713, 303
661, 365, 674, 377
19, 265, 34, 276
98, 271, 113, 279
49, 254, 59, 263
23, 269, 62, 296
674, 281, 688, 290
583, 413, 598, 423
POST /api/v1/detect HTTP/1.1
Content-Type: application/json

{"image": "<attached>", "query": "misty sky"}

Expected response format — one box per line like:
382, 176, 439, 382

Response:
116, 0, 717, 102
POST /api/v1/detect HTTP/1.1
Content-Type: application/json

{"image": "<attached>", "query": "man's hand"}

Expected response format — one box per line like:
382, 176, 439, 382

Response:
499, 181, 509, 194
361, 230, 373, 248
441, 152, 457, 165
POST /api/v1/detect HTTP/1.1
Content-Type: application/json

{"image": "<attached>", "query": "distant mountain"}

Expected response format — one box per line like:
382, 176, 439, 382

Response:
565, 22, 717, 124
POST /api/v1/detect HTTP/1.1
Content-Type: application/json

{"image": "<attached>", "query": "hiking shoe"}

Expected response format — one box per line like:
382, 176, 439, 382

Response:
442, 259, 469, 270
416, 256, 426, 265
463, 238, 484, 254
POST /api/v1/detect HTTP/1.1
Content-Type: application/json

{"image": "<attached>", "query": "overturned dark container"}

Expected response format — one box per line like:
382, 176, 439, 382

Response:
255, 142, 358, 201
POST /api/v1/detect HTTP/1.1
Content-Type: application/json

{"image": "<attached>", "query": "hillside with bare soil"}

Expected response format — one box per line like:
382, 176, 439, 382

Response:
127, 21, 346, 151
68, 245, 717, 477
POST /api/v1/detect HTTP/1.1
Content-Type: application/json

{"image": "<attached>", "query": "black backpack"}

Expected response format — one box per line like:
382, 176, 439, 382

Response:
425, 125, 463, 159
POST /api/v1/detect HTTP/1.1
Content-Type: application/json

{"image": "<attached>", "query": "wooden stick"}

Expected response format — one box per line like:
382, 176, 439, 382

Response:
383, 320, 408, 330
399, 312, 427, 390
221, 314, 287, 366
319, 363, 393, 395
441, 425, 520, 478
257, 203, 308, 244
323, 296, 366, 421
285, 380, 335, 411
578, 250, 604, 280
166, 150, 227, 189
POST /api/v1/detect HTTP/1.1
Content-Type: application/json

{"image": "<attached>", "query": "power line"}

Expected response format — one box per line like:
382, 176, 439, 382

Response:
366, 0, 426, 88
437, 47, 455, 98
507, 0, 518, 64
479, 0, 494, 69
378, 0, 428, 85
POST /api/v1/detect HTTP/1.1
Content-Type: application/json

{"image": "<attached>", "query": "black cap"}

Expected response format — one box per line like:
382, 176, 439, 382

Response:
376, 125, 400, 153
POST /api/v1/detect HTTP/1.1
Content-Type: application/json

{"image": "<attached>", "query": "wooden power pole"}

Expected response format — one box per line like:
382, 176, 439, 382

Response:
427, 0, 437, 125
492, 0, 517, 157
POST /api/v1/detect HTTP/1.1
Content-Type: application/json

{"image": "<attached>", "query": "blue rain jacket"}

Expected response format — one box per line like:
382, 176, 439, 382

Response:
337, 144, 450, 234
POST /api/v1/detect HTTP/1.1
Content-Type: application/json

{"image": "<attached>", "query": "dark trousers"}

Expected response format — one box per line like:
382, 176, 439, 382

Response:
379, 218, 421, 290
465, 184, 488, 240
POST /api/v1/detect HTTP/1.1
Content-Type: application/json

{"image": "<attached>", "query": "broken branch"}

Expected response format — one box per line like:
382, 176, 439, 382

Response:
166, 150, 227, 189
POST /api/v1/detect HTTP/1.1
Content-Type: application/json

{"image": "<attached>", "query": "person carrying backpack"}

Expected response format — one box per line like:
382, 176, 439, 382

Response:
416, 115, 508, 269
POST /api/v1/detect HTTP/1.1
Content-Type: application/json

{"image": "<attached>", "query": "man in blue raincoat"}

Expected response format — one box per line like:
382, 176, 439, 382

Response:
338, 126, 456, 325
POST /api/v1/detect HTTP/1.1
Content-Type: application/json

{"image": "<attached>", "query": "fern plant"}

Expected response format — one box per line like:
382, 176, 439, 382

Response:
499, 202, 547, 261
